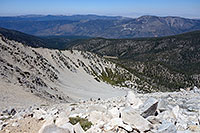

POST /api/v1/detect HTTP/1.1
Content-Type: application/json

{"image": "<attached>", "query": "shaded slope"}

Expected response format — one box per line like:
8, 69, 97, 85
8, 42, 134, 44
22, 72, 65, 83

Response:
70, 30, 200, 90
0, 27, 47, 47
0, 27, 90, 49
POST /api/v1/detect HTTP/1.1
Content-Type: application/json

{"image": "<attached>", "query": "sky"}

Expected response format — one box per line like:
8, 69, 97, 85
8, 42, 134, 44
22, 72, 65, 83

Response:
0, 0, 200, 18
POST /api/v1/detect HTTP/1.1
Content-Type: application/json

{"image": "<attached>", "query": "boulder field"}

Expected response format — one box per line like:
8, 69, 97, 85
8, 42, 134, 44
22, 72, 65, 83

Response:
1, 87, 200, 133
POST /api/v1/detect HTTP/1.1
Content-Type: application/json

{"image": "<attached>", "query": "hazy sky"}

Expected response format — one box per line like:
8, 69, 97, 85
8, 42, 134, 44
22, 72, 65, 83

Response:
1, 0, 200, 18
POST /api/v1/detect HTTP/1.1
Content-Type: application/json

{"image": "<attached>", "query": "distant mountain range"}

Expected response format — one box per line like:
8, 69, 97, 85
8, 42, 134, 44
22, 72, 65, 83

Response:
0, 14, 123, 21
0, 15, 200, 38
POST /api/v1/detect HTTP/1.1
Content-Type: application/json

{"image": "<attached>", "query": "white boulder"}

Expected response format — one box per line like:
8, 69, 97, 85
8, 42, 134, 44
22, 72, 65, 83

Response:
74, 123, 85, 133
140, 97, 158, 118
172, 105, 180, 119
55, 112, 70, 127
126, 91, 143, 109
88, 111, 103, 124
193, 86, 200, 93
39, 124, 70, 133
33, 108, 47, 120
58, 123, 74, 133
108, 107, 120, 118
121, 107, 151, 132
157, 121, 177, 133
104, 118, 123, 131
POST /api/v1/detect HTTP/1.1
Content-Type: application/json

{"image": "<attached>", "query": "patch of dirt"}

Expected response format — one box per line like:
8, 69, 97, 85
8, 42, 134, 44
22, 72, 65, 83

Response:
0, 117, 44, 133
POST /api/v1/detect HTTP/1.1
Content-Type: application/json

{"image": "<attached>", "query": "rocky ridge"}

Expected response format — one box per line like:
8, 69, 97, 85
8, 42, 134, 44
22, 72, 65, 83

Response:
1, 88, 200, 132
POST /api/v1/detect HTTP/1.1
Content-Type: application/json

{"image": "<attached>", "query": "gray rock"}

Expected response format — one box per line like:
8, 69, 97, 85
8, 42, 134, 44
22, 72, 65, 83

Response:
121, 107, 151, 132
180, 88, 186, 93
40, 124, 70, 133
74, 123, 85, 133
193, 86, 200, 93
1, 108, 16, 116
0, 115, 11, 121
104, 118, 132, 132
0, 122, 8, 131
147, 116, 161, 125
38, 116, 56, 133
140, 98, 158, 118
172, 105, 179, 119
157, 99, 168, 112
55, 112, 70, 127
126, 91, 143, 109
88, 111, 103, 124
58, 123, 74, 133
12, 122, 19, 127
108, 107, 120, 118
187, 106, 200, 113
33, 108, 47, 120
8, 108, 16, 116
157, 121, 176, 133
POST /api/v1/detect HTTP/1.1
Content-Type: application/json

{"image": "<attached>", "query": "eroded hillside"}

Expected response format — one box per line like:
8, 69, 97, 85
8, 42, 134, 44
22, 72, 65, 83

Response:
0, 34, 154, 109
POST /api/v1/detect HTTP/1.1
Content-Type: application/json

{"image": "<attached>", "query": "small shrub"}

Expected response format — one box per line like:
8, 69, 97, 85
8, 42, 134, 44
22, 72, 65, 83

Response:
0, 116, 11, 121
69, 116, 92, 131
70, 103, 77, 106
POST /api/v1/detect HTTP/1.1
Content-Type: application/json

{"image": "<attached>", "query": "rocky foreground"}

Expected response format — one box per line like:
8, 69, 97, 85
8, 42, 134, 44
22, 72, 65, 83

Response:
1, 87, 200, 133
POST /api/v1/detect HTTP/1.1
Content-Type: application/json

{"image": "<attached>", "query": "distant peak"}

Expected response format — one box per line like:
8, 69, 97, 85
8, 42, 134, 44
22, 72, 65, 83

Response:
138, 15, 159, 19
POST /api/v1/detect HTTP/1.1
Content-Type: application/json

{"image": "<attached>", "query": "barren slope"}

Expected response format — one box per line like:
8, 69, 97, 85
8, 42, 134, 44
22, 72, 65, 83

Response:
0, 34, 149, 109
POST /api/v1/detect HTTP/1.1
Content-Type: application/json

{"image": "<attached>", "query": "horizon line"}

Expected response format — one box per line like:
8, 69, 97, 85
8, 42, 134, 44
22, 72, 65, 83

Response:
0, 13, 199, 19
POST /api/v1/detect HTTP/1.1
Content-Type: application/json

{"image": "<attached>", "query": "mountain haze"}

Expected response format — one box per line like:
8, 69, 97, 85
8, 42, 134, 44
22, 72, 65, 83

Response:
0, 15, 200, 38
